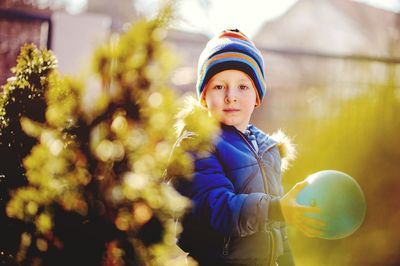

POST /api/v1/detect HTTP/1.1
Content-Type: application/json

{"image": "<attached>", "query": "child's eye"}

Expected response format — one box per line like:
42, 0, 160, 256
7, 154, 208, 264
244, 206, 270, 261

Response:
239, 85, 249, 90
213, 85, 224, 90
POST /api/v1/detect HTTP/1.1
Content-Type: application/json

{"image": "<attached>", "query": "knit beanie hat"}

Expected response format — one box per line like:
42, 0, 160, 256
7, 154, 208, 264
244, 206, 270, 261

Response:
196, 29, 266, 106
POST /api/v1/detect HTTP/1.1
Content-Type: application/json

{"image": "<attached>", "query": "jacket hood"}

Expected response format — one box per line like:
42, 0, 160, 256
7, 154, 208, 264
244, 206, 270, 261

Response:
246, 124, 296, 172
269, 129, 296, 172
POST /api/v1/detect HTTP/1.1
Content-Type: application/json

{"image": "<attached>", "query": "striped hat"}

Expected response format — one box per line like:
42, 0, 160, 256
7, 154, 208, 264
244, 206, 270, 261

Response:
196, 29, 266, 106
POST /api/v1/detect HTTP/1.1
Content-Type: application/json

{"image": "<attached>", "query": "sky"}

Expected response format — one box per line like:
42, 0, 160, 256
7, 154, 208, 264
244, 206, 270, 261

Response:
66, 0, 400, 38
168, 0, 299, 37
134, 0, 400, 37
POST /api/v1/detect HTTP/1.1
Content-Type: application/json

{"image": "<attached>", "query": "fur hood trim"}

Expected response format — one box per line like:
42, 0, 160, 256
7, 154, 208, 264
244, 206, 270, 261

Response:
174, 96, 219, 138
270, 130, 296, 172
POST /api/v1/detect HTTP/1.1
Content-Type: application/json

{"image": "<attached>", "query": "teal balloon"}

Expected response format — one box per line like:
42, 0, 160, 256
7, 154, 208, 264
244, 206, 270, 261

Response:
296, 170, 366, 239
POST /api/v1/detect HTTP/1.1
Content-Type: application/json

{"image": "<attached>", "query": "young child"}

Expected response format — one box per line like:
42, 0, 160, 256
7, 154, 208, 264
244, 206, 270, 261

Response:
170, 29, 325, 266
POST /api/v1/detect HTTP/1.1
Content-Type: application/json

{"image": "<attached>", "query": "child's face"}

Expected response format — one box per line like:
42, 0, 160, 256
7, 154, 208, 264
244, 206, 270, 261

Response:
204, 70, 257, 132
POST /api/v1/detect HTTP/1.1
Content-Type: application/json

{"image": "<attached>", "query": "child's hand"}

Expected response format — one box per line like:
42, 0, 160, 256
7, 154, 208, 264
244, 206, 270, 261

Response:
280, 181, 326, 238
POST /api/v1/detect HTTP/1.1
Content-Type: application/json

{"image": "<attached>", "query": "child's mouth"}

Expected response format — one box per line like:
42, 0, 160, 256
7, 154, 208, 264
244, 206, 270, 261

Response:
223, 109, 240, 113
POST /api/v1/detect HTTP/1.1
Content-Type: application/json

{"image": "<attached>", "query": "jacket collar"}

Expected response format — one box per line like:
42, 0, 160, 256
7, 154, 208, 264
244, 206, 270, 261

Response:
220, 123, 277, 156
248, 124, 278, 155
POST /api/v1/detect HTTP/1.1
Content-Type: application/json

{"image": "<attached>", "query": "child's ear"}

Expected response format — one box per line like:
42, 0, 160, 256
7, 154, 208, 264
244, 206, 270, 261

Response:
200, 97, 208, 108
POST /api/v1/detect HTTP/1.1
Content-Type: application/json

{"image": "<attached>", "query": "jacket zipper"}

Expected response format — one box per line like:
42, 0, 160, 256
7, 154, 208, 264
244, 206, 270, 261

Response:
223, 236, 230, 256
236, 130, 276, 266
236, 130, 269, 194
268, 230, 276, 266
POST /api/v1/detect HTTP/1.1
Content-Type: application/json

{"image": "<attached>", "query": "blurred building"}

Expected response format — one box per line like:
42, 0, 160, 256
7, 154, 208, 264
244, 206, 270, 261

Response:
0, 4, 51, 86
51, 12, 111, 75
0, 0, 137, 86
86, 0, 138, 31
251, 0, 400, 130
255, 0, 400, 57
165, 29, 209, 95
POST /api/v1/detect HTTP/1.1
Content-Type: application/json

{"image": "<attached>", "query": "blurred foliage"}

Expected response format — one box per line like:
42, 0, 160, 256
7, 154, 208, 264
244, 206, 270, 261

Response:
0, 5, 217, 266
283, 66, 400, 265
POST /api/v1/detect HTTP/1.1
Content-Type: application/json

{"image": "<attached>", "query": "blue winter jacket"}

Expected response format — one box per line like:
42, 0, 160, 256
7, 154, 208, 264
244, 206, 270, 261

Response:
172, 122, 295, 266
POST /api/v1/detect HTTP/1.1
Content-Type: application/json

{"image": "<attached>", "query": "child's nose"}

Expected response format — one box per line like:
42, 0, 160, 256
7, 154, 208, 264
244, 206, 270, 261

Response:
224, 87, 238, 103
